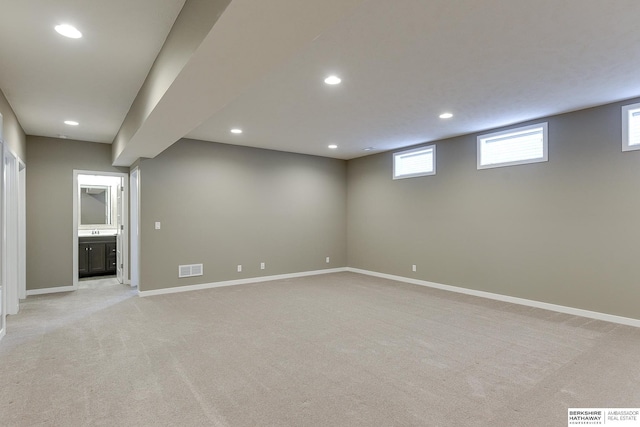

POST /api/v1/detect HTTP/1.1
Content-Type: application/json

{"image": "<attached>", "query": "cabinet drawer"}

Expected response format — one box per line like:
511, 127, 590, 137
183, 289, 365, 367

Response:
106, 242, 116, 255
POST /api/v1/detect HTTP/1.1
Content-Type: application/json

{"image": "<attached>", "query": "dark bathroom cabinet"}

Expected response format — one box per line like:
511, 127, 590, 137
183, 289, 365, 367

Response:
79, 236, 116, 277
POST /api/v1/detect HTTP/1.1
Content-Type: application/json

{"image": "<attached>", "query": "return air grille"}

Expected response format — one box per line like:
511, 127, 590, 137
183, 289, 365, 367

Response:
178, 264, 203, 278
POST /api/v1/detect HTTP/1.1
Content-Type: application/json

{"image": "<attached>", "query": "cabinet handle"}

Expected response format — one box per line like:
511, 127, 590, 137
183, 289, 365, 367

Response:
89, 247, 92, 251
85, 247, 88, 251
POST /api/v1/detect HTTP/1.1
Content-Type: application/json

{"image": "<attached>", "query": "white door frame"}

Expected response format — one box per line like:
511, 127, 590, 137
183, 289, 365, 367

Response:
73, 170, 129, 289
18, 160, 26, 300
3, 146, 20, 316
129, 167, 140, 288
0, 114, 4, 340
0, 139, 4, 341
0, 115, 26, 339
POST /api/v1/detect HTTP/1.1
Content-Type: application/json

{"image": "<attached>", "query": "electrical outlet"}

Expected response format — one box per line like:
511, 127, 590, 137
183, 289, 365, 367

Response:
412, 264, 417, 272
154, 221, 161, 230
260, 262, 265, 270
326, 257, 330, 263
237, 265, 242, 273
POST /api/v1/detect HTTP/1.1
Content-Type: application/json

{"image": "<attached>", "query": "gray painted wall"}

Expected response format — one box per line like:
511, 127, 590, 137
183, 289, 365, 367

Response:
347, 98, 640, 320
26, 136, 127, 290
0, 88, 26, 162
138, 139, 347, 292
22, 95, 640, 321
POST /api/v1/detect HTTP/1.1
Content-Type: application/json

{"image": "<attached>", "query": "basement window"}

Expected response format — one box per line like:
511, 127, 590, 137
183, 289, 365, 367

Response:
393, 145, 436, 179
477, 123, 548, 169
622, 102, 640, 152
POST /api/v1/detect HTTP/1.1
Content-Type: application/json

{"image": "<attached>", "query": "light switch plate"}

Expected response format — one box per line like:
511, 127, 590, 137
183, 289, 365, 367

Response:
155, 222, 161, 230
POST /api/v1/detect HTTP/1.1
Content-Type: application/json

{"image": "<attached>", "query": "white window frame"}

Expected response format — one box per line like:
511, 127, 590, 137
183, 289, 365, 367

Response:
622, 102, 640, 152
477, 122, 548, 170
393, 145, 436, 180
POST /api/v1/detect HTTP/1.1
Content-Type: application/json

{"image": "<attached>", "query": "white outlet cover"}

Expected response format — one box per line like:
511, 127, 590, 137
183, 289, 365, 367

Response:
237, 265, 242, 272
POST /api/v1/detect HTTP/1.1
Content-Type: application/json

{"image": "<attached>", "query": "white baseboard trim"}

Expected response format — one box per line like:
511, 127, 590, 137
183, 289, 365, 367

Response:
347, 268, 640, 328
138, 267, 348, 297
26, 285, 76, 296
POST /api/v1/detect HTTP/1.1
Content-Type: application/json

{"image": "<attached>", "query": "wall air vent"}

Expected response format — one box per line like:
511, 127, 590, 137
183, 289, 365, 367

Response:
178, 264, 203, 278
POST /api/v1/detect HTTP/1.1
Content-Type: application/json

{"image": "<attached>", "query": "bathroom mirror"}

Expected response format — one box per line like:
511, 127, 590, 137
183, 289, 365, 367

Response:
80, 185, 112, 226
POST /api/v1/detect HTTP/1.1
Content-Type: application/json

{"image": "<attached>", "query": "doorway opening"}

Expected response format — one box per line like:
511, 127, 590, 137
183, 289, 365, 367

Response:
73, 170, 129, 289
2, 145, 26, 328
129, 167, 140, 288
0, 119, 27, 340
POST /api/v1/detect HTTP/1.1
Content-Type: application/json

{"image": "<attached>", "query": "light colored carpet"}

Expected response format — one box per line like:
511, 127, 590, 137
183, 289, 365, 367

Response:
1, 272, 639, 426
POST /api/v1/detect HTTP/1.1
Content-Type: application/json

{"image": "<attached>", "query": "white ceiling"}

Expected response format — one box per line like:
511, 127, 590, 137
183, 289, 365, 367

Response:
2, 0, 640, 162
0, 0, 186, 143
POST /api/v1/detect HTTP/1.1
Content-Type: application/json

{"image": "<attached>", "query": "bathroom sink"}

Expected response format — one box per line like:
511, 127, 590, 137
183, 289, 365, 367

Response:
78, 230, 118, 237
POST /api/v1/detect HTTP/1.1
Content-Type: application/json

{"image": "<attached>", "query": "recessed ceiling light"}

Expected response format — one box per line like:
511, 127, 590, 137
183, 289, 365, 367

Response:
439, 112, 453, 119
328, 144, 338, 149
324, 75, 341, 85
230, 128, 242, 134
64, 120, 79, 126
363, 147, 375, 151
55, 24, 82, 39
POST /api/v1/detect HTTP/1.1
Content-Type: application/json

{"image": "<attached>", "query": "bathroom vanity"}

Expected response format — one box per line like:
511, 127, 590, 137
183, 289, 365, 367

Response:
78, 235, 117, 278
